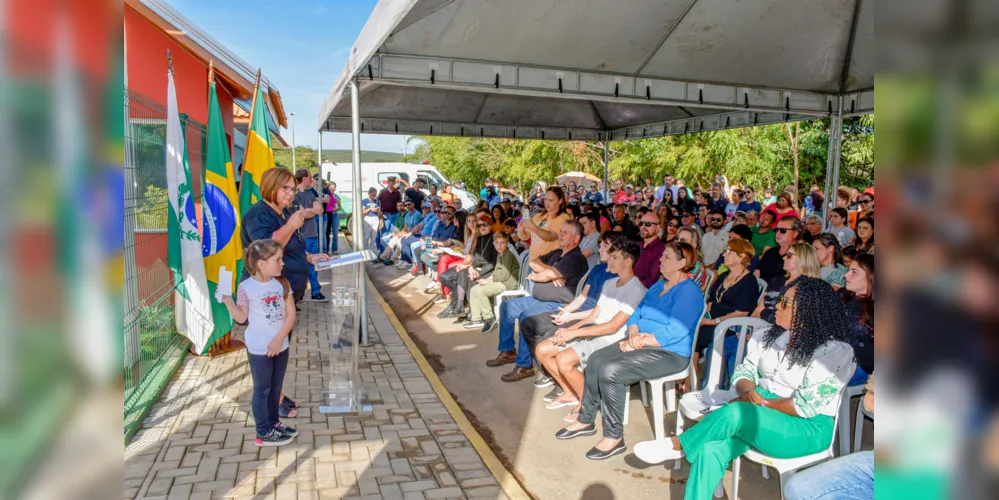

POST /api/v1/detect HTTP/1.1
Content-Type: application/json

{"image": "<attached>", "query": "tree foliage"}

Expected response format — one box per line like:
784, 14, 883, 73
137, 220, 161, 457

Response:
273, 145, 319, 173
412, 117, 874, 195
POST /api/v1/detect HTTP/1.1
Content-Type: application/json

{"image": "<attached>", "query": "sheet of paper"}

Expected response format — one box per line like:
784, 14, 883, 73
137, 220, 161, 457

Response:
216, 266, 233, 301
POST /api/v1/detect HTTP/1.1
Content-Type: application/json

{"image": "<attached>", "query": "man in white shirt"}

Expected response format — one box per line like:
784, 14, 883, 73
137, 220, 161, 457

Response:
534, 238, 648, 411
702, 210, 730, 269
653, 173, 678, 207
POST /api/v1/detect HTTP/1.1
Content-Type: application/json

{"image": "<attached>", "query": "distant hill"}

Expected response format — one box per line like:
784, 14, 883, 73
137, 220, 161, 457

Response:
321, 150, 409, 163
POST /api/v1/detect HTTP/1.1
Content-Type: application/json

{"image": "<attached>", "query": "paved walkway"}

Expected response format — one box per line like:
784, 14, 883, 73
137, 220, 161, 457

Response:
124, 244, 513, 500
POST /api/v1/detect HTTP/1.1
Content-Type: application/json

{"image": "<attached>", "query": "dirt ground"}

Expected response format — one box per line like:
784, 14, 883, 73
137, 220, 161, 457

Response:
365, 261, 872, 500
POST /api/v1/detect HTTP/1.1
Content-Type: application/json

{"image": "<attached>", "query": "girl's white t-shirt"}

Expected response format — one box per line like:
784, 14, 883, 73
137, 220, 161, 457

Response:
236, 277, 290, 355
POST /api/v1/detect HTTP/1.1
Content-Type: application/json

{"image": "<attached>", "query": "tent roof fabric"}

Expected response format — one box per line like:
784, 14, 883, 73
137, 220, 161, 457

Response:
318, 0, 873, 140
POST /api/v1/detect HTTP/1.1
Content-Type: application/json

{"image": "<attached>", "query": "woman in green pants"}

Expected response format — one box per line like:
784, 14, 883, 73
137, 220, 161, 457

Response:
634, 276, 856, 500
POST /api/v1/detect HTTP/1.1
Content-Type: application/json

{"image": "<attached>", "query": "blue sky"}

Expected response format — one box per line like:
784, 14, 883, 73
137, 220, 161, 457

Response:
169, 0, 412, 153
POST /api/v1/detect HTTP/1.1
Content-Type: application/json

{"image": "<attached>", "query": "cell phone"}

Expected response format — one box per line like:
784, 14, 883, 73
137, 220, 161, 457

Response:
521, 207, 531, 218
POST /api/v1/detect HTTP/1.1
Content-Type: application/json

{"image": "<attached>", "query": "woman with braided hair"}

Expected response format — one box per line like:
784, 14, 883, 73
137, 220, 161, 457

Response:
633, 276, 856, 500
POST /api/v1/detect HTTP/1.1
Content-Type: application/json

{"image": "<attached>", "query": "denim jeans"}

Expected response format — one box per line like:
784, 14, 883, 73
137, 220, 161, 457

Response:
304, 237, 322, 296
325, 212, 339, 253
400, 235, 423, 263
783, 451, 874, 500
246, 349, 290, 437
496, 296, 562, 368
378, 213, 399, 253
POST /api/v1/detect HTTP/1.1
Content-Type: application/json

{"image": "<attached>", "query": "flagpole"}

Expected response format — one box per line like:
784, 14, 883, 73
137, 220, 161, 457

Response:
238, 69, 262, 198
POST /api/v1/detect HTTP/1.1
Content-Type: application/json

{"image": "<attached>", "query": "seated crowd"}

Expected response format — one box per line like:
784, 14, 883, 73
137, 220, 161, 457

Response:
372, 174, 875, 500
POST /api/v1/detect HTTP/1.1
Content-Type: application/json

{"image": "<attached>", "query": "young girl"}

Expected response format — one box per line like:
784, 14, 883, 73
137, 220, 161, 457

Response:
222, 239, 299, 447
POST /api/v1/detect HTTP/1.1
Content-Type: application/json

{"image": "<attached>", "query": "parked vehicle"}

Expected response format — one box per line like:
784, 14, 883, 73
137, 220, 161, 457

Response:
320, 162, 478, 231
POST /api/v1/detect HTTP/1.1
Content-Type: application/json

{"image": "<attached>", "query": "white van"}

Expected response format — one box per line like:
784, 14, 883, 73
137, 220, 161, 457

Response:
320, 162, 477, 228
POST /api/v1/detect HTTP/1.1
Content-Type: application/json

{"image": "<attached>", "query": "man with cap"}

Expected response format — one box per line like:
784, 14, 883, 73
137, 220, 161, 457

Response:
399, 200, 440, 270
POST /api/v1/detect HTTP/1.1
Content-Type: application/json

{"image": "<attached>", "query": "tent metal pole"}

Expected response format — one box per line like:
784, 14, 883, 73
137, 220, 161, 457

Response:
821, 118, 836, 220
829, 95, 845, 215
602, 137, 609, 200
350, 79, 369, 346
317, 133, 324, 253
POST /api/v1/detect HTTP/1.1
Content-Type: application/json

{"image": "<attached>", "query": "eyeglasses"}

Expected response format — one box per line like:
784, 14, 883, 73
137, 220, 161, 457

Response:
783, 252, 796, 260
280, 185, 296, 194
775, 227, 794, 234
638, 221, 658, 227
711, 217, 724, 223
682, 213, 694, 218
476, 223, 490, 228
667, 222, 679, 228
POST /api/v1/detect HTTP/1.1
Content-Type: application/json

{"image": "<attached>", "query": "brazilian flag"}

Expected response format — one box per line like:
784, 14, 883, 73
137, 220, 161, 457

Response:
202, 70, 243, 351
238, 73, 273, 218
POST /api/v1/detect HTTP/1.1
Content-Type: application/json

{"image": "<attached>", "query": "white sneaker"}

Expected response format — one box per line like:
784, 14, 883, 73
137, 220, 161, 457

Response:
633, 438, 685, 464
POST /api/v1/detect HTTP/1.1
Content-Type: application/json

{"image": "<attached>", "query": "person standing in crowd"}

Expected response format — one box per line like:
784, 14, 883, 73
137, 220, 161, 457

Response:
566, 181, 579, 203
702, 210, 731, 269
293, 169, 327, 302
583, 182, 604, 204
462, 231, 520, 331
753, 242, 821, 324
479, 177, 495, 199
813, 233, 848, 288
855, 217, 875, 254
634, 277, 855, 500
556, 242, 704, 460
756, 216, 802, 283
324, 181, 340, 254
751, 209, 777, 257
827, 207, 856, 246
634, 212, 666, 288
611, 180, 626, 204
709, 182, 729, 213
376, 176, 403, 254
738, 186, 762, 214
488, 223, 589, 383
361, 187, 382, 255
221, 239, 298, 447
241, 168, 331, 306
763, 191, 799, 223
654, 173, 678, 207
405, 178, 427, 208
484, 185, 501, 209
611, 203, 640, 240
620, 183, 638, 205
578, 212, 601, 268
518, 186, 570, 259
535, 238, 647, 419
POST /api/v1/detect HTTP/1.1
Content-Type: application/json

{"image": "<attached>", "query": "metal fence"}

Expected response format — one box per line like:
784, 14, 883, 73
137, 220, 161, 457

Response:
123, 87, 207, 441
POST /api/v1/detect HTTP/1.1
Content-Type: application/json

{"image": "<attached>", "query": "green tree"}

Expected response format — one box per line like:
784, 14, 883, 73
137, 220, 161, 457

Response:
274, 145, 319, 173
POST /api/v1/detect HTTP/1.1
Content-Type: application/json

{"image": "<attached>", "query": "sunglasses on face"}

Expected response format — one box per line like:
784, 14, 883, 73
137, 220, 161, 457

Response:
711, 217, 724, 223
476, 223, 489, 228
783, 252, 796, 260
860, 199, 873, 204
775, 227, 794, 234
668, 222, 679, 228
682, 214, 693, 218
638, 221, 658, 227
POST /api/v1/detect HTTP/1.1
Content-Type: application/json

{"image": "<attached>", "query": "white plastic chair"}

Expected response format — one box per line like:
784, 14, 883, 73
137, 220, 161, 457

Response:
492, 250, 532, 321
853, 392, 873, 452
622, 301, 707, 443
837, 384, 867, 456
701, 269, 716, 295
676, 317, 769, 486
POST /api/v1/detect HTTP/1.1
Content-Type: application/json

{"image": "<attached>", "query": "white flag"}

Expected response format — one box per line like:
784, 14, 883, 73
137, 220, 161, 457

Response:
165, 64, 214, 353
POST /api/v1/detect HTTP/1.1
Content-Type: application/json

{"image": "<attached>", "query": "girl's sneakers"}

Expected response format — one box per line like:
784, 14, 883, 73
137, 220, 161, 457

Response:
274, 422, 299, 438
255, 429, 293, 447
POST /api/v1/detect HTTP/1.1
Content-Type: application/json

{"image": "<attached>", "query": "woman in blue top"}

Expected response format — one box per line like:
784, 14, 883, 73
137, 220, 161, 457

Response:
555, 241, 705, 460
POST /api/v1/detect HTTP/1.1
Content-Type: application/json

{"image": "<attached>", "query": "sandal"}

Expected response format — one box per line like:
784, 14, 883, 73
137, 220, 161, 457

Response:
282, 395, 299, 408
279, 399, 299, 418
564, 406, 581, 423
545, 397, 579, 410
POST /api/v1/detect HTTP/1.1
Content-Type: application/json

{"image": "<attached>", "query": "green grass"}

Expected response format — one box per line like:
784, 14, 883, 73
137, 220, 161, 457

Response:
321, 150, 408, 163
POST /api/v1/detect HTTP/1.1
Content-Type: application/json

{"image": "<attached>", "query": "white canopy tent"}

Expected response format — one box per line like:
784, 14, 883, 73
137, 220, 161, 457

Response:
317, 0, 874, 343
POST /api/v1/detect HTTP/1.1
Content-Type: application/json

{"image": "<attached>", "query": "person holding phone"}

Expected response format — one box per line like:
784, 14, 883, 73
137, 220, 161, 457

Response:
242, 168, 331, 307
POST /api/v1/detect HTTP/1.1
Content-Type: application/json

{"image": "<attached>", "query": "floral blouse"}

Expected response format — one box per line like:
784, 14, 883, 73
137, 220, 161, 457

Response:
731, 328, 855, 418
820, 264, 848, 288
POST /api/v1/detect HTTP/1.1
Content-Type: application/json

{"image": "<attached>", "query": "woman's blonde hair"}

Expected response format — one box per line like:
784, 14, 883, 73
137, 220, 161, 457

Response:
788, 242, 821, 278
244, 239, 290, 297
677, 224, 704, 260
727, 238, 756, 266
259, 167, 295, 205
